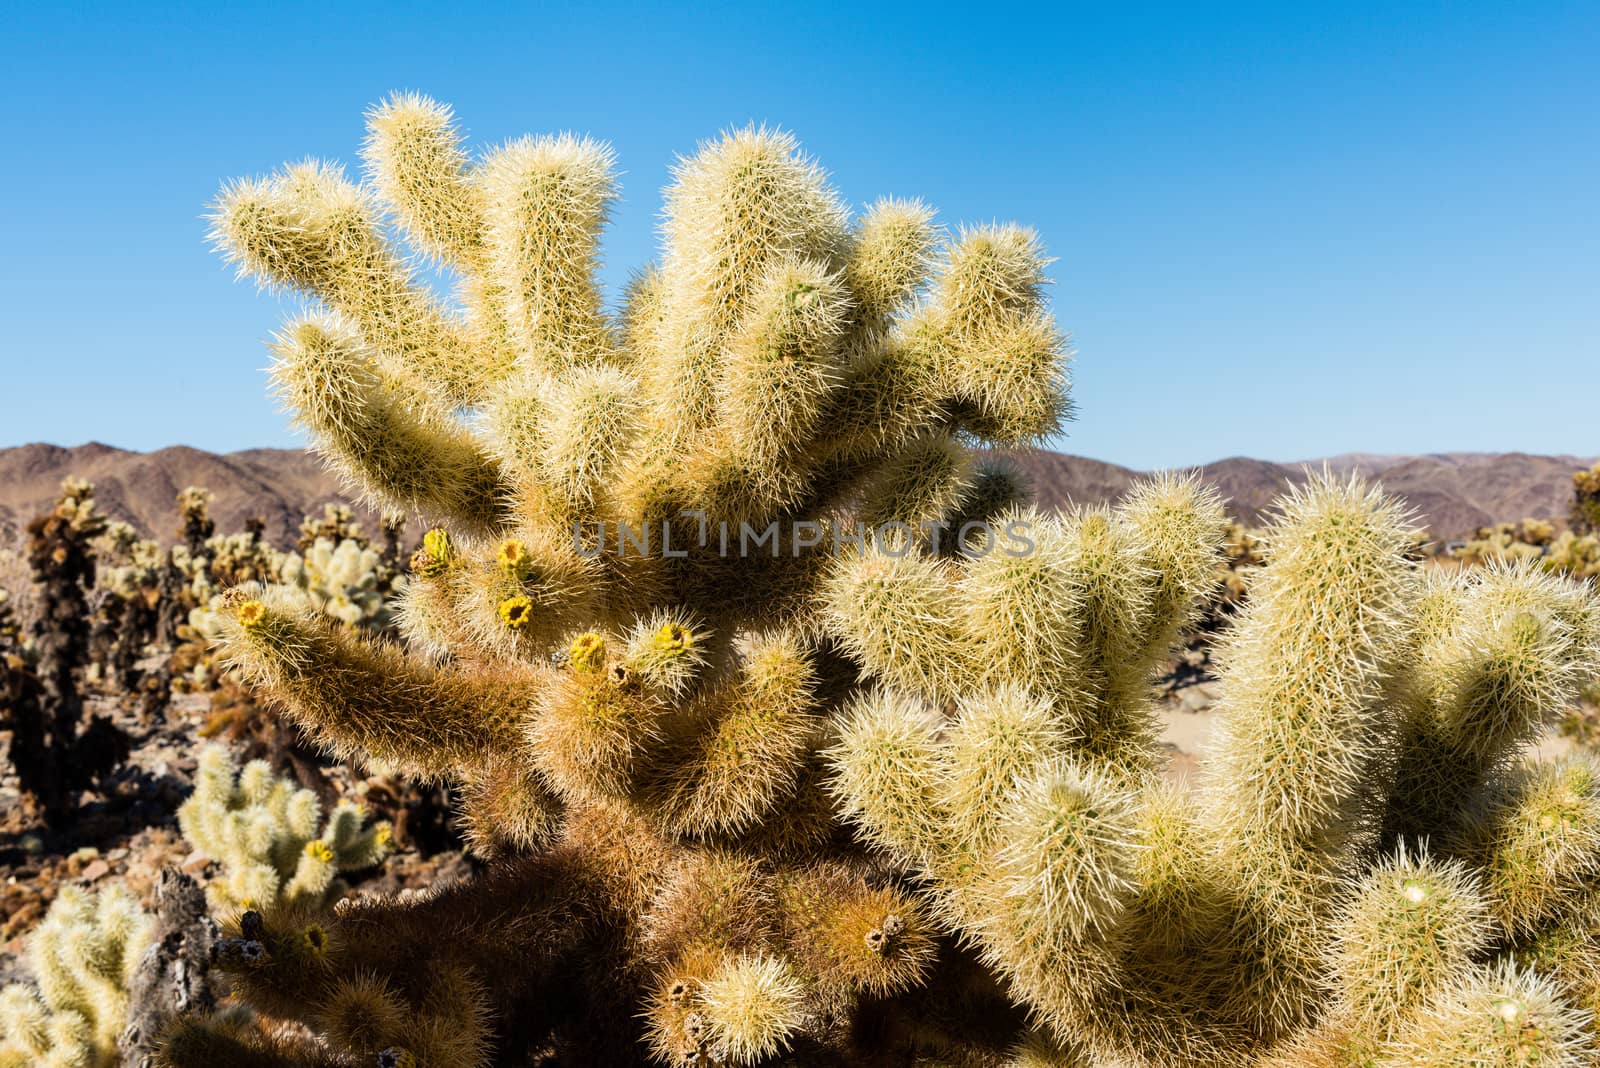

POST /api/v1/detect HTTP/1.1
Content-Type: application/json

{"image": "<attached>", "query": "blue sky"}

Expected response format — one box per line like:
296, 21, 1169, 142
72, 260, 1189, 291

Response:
2, 2, 1596, 469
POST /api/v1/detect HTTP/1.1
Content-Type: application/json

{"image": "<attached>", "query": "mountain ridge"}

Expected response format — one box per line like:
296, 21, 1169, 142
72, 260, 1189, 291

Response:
1, 443, 1591, 548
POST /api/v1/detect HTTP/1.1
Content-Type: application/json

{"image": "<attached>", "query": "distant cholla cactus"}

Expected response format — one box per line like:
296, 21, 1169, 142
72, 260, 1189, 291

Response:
1218, 519, 1264, 601
53, 477, 102, 534
296, 502, 365, 551
99, 529, 167, 601
175, 486, 215, 555
1454, 518, 1600, 582
0, 589, 19, 648
156, 93, 1600, 1067
1455, 519, 1555, 567
277, 536, 390, 628
177, 744, 392, 914
0, 886, 152, 1068
1572, 462, 1600, 536
1547, 529, 1600, 581
4, 480, 130, 824
170, 520, 286, 689
92, 527, 167, 695
174, 532, 283, 607
182, 518, 393, 640
1563, 679, 1600, 751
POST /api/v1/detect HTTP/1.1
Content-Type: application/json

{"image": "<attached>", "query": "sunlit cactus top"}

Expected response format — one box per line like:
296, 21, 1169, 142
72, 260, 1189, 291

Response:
210, 92, 1068, 577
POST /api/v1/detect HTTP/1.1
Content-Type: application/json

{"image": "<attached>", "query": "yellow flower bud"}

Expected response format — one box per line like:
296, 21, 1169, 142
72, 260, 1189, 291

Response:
496, 537, 530, 577
652, 621, 695, 655
237, 600, 267, 629
499, 595, 535, 630
569, 631, 607, 674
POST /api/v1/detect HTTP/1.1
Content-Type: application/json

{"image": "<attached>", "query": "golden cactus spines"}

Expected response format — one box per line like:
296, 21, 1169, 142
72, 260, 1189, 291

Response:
478, 133, 618, 373
650, 631, 820, 838
538, 362, 641, 512
268, 316, 508, 531
1376, 960, 1594, 1067
825, 687, 949, 867
1325, 846, 1494, 1040
650, 126, 848, 439
0, 886, 153, 1068
362, 92, 482, 268
691, 953, 807, 1065
212, 162, 503, 405
821, 547, 978, 701
844, 197, 939, 325
1205, 474, 1421, 862
1455, 753, 1600, 936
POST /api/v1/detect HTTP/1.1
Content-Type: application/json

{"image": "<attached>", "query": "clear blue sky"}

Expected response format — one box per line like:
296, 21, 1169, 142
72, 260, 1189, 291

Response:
2, 2, 1596, 469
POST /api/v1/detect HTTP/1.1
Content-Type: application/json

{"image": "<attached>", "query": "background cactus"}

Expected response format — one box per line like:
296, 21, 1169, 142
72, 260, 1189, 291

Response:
177, 743, 392, 914
275, 535, 391, 630
154, 496, 409, 793
90, 522, 166, 701
0, 480, 131, 825
1449, 463, 1600, 583
0, 885, 153, 1068
147, 94, 1600, 1067
1572, 462, 1600, 536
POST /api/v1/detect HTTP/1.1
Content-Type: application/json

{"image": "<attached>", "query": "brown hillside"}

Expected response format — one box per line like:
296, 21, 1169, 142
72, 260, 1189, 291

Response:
0, 443, 359, 548
1000, 449, 1595, 537
0, 443, 1592, 547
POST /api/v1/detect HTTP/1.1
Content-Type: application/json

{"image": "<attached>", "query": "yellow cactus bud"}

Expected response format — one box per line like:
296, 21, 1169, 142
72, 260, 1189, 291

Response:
301, 923, 329, 957
422, 527, 453, 563
498, 595, 534, 630
236, 600, 266, 629
569, 631, 607, 674
410, 546, 448, 579
496, 537, 529, 576
305, 840, 334, 863
652, 621, 695, 655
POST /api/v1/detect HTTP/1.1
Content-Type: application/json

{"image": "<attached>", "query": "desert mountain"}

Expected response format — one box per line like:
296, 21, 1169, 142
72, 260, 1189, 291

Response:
0, 442, 1592, 549
1002, 449, 1594, 539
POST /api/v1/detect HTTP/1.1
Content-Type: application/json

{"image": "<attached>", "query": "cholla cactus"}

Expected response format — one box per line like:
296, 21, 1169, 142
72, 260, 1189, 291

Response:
0, 886, 153, 1068
1455, 519, 1556, 567
185, 529, 392, 639
831, 477, 1600, 1066
175, 486, 215, 555
97, 521, 163, 589
296, 502, 365, 551
1453, 518, 1600, 581
92, 526, 166, 697
178, 744, 392, 913
163, 94, 1600, 1067
0, 588, 20, 648
1572, 462, 1600, 536
174, 533, 283, 609
3, 480, 130, 824
1563, 678, 1600, 750
1547, 529, 1600, 580
277, 536, 390, 628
